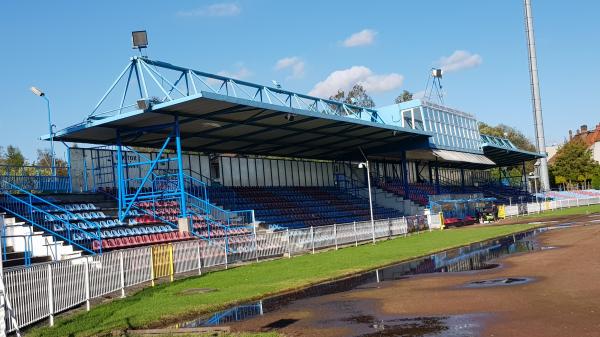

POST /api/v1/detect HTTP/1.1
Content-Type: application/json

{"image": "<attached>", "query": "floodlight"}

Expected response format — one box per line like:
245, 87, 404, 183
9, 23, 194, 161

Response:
285, 113, 295, 122
132, 30, 148, 49
432, 68, 443, 78
30, 86, 45, 97
358, 162, 366, 169
272, 80, 281, 89
137, 98, 150, 110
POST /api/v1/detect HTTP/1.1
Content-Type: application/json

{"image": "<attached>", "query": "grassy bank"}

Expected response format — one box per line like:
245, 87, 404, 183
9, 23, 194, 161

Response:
28, 222, 554, 337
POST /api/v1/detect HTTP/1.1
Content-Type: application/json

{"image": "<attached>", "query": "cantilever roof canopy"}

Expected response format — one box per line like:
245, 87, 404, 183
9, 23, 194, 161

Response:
480, 134, 544, 166
50, 92, 432, 161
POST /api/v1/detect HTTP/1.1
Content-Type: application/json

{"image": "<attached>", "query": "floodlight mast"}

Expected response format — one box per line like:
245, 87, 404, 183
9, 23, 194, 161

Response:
132, 30, 148, 55
524, 0, 550, 191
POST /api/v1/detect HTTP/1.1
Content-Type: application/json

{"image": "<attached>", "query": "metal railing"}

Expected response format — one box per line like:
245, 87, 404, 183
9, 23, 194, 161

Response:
1, 165, 71, 193
2, 214, 429, 332
4, 194, 599, 333
502, 196, 600, 217
0, 180, 102, 255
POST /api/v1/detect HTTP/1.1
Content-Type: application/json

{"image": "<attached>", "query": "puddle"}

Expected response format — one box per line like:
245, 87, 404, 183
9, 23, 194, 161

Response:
554, 222, 576, 228
466, 277, 533, 288
354, 315, 484, 337
177, 229, 542, 329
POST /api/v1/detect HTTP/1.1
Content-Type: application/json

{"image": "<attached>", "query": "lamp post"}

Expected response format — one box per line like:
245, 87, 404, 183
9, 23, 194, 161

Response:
30, 87, 55, 176
359, 161, 375, 244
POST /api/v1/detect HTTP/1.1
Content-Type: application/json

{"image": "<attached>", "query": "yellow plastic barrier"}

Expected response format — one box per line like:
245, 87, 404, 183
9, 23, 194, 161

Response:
151, 243, 174, 283
498, 205, 506, 219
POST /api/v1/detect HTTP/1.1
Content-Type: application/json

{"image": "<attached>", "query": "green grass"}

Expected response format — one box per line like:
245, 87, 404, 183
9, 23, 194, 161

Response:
28, 222, 556, 337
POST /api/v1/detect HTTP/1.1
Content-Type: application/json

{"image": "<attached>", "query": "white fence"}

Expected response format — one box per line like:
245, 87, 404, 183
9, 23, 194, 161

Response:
3, 215, 428, 332
4, 194, 599, 334
503, 196, 600, 218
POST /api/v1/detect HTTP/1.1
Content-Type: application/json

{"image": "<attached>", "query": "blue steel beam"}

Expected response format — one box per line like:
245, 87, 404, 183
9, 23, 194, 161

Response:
87, 57, 384, 124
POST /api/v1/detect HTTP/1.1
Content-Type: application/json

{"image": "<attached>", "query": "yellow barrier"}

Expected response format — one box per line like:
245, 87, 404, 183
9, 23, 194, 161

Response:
498, 205, 506, 219
151, 243, 174, 283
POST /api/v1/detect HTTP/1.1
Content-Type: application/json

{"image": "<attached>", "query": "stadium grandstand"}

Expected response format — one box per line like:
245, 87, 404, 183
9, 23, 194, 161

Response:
0, 56, 546, 269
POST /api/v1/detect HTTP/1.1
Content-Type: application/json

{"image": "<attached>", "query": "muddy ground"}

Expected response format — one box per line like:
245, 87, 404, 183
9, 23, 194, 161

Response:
228, 213, 600, 337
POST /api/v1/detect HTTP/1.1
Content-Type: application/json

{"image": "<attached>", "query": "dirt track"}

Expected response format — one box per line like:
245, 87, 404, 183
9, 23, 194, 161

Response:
230, 214, 600, 336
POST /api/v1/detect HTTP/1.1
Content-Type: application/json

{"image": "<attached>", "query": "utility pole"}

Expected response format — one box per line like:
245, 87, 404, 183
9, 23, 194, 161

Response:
524, 0, 550, 191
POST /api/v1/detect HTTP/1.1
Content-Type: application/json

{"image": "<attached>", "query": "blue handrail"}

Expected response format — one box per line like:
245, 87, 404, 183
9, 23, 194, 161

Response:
0, 180, 102, 254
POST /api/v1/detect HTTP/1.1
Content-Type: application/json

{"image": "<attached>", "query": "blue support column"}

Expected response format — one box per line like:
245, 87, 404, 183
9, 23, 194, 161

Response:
116, 131, 125, 220
175, 117, 188, 219
434, 159, 440, 194
401, 151, 409, 196
522, 161, 528, 192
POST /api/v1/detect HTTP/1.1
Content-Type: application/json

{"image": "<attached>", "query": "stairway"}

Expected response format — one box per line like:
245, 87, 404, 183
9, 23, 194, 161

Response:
1, 214, 81, 268
358, 187, 425, 216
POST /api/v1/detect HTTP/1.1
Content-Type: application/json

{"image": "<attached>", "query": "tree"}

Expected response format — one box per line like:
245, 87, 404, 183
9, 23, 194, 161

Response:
328, 90, 345, 102
479, 123, 538, 181
328, 84, 376, 109
478, 123, 537, 152
346, 84, 375, 108
4, 145, 26, 167
35, 148, 68, 175
549, 139, 599, 189
394, 90, 413, 104
592, 172, 600, 190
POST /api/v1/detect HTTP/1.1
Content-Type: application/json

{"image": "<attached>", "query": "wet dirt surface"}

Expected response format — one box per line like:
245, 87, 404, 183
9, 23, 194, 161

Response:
190, 213, 600, 336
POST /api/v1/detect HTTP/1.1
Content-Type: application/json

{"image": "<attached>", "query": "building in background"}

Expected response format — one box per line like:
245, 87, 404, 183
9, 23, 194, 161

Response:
567, 124, 600, 163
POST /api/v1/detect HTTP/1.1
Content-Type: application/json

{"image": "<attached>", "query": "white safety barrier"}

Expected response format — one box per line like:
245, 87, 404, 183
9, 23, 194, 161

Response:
2, 214, 428, 332
5, 194, 600, 333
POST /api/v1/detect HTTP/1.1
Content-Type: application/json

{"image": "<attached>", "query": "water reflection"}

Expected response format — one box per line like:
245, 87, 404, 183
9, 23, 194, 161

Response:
179, 230, 540, 328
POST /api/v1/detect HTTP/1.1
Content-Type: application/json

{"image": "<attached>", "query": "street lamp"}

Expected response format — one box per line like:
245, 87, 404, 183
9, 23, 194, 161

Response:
30, 86, 55, 175
358, 161, 376, 244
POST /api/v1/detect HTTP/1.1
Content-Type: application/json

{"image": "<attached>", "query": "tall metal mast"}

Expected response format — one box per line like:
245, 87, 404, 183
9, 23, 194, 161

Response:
524, 0, 550, 191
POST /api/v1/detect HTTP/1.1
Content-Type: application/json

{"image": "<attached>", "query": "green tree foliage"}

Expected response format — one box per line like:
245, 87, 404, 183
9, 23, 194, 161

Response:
592, 172, 600, 189
479, 123, 538, 181
328, 84, 376, 109
36, 148, 68, 175
394, 90, 413, 104
0, 145, 69, 176
479, 123, 537, 152
549, 140, 599, 189
4, 145, 26, 167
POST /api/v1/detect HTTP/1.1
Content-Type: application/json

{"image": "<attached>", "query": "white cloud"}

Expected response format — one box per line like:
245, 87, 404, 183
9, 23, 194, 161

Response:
206, 63, 251, 86
177, 3, 241, 17
343, 29, 377, 47
217, 65, 251, 79
437, 50, 482, 73
309, 66, 404, 98
274, 56, 305, 79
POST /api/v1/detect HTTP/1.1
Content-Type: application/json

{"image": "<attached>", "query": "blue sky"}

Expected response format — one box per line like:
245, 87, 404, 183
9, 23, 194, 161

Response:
1, 1, 597, 160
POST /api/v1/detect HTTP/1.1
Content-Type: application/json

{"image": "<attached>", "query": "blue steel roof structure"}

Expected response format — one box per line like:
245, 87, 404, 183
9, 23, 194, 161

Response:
47, 57, 542, 165
480, 134, 544, 166
49, 57, 431, 161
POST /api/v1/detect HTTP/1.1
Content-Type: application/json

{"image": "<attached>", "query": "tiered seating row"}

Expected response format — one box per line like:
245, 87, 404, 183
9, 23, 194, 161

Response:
209, 186, 404, 229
